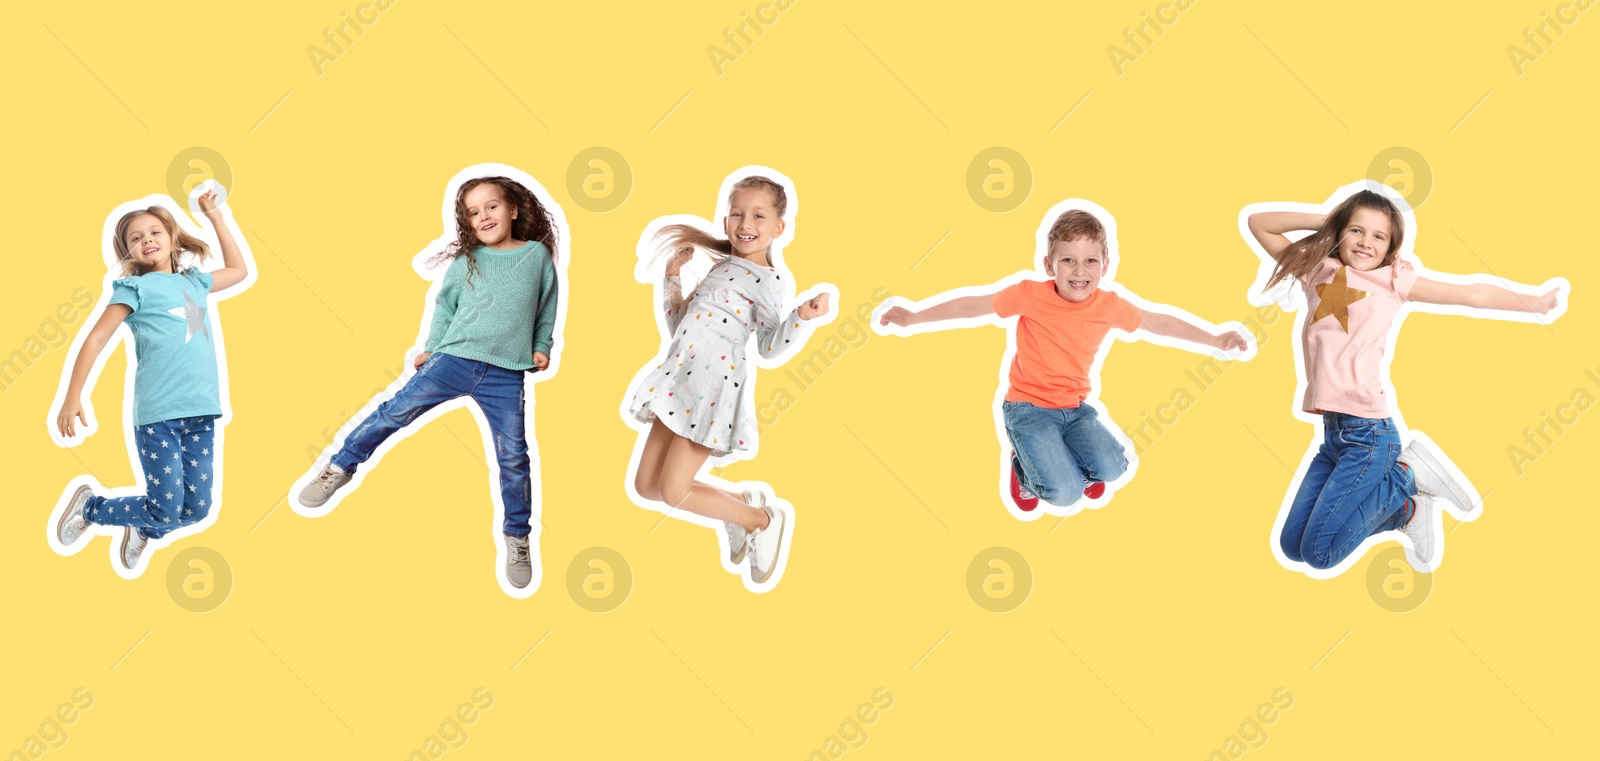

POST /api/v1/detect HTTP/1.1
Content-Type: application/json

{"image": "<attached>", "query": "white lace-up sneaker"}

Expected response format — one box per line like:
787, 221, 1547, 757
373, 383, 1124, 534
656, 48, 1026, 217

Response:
746, 504, 789, 585
299, 463, 352, 508
57, 485, 93, 546
1399, 494, 1438, 566
120, 528, 148, 570
1399, 439, 1479, 515
726, 490, 764, 564
505, 534, 533, 589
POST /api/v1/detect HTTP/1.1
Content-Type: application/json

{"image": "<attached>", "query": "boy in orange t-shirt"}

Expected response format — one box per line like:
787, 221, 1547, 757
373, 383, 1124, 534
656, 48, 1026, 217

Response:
879, 207, 1250, 515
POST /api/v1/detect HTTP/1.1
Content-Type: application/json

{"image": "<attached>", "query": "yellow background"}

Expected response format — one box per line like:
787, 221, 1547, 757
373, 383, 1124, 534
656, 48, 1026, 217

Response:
4, 0, 1595, 757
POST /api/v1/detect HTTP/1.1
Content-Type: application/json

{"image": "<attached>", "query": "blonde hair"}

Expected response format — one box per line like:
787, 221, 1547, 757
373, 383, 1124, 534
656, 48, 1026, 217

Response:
654, 175, 789, 264
112, 207, 210, 277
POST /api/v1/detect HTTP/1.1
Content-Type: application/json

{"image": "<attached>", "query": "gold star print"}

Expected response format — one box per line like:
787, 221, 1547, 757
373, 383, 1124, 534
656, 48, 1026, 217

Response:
1313, 266, 1370, 332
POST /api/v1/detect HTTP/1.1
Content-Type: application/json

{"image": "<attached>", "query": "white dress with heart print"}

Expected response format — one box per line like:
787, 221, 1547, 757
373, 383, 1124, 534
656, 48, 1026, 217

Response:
629, 254, 814, 459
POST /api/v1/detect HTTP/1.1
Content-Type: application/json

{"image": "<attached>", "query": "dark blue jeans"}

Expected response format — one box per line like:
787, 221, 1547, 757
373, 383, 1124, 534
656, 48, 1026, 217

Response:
85, 415, 219, 540
1280, 413, 1418, 570
333, 353, 534, 537
1002, 400, 1128, 507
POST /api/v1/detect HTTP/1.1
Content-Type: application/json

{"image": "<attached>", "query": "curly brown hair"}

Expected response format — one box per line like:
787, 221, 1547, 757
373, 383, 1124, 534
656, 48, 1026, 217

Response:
431, 176, 559, 284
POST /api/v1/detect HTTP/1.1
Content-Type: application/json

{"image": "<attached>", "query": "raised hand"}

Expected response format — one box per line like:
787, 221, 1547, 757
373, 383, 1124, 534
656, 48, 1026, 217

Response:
665, 248, 694, 278
197, 189, 224, 220
798, 292, 831, 320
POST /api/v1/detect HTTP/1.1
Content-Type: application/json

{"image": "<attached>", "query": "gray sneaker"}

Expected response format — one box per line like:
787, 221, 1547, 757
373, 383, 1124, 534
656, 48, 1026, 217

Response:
747, 504, 789, 585
57, 485, 94, 546
299, 463, 352, 508
726, 490, 765, 564
505, 534, 533, 589
120, 528, 149, 570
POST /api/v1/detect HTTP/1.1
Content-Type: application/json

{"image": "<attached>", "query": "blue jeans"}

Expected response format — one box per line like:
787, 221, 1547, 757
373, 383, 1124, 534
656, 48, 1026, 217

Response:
1002, 400, 1128, 507
85, 415, 219, 540
1280, 413, 1418, 570
333, 353, 534, 537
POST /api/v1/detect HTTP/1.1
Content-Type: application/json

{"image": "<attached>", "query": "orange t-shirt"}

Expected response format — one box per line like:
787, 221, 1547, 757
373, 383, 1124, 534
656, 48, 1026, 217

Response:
992, 280, 1142, 409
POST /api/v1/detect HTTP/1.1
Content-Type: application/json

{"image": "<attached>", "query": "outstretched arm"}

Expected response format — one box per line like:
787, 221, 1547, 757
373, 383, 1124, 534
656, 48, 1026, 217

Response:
55, 304, 132, 438
201, 190, 250, 293
1409, 277, 1561, 314
1134, 305, 1249, 355
878, 292, 996, 328
1247, 211, 1325, 261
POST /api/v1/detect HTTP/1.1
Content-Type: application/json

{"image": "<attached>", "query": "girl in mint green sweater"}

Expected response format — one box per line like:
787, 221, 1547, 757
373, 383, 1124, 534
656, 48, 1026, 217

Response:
294, 174, 564, 594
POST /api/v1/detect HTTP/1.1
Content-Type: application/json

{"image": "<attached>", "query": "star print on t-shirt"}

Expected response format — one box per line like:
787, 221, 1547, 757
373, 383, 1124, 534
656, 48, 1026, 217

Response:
1313, 266, 1370, 333
168, 291, 211, 344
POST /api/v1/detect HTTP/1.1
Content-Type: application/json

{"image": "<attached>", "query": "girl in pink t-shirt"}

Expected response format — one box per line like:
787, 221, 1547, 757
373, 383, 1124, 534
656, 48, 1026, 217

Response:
1246, 188, 1563, 574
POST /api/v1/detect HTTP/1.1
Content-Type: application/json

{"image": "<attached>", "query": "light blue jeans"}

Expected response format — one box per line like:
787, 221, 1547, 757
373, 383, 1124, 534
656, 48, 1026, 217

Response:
333, 353, 534, 537
1002, 400, 1128, 507
1280, 413, 1418, 569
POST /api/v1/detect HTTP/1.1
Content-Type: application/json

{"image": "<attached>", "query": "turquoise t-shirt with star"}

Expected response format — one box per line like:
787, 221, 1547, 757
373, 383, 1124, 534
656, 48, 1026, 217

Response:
109, 269, 222, 426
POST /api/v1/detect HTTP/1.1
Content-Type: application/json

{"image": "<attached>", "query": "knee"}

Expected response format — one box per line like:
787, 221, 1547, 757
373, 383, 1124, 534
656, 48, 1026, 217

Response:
1279, 531, 1304, 564
659, 473, 694, 507
1095, 454, 1129, 483
1036, 483, 1081, 508
1298, 539, 1340, 570
634, 470, 662, 502
493, 431, 530, 469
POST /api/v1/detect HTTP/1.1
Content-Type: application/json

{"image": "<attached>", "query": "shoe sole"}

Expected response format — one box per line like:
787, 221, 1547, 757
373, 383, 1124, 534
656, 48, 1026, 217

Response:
57, 485, 91, 544
750, 508, 786, 585
119, 528, 139, 570
1405, 443, 1479, 516
732, 490, 765, 564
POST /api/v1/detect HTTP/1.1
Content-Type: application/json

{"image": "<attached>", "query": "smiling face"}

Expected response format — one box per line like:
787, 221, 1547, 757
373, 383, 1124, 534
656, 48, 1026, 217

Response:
1335, 206, 1393, 271
722, 187, 785, 260
123, 213, 174, 274
464, 183, 519, 249
1044, 237, 1106, 302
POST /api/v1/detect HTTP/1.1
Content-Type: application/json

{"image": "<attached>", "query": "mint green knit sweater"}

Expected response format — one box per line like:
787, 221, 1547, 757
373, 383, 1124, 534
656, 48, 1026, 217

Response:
424, 241, 559, 371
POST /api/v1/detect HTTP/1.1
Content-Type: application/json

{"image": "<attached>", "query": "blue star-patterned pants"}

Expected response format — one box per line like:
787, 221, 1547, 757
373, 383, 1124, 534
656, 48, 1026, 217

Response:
84, 415, 220, 540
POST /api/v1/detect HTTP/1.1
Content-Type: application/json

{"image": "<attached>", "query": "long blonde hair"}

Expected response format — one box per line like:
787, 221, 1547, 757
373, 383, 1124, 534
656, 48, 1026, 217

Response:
1266, 190, 1405, 289
113, 206, 210, 277
654, 175, 789, 266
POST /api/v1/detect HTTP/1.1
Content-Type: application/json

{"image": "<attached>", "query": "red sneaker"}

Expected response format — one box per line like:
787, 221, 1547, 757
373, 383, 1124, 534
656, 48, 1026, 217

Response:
1083, 482, 1106, 500
1010, 463, 1040, 512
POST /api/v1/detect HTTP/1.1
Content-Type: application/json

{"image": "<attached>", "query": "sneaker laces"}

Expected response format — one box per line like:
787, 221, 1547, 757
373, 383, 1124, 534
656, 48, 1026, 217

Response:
508, 540, 530, 563
316, 467, 344, 486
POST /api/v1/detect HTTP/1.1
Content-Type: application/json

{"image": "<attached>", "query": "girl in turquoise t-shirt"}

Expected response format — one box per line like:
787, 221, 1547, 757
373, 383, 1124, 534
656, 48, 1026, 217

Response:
50, 190, 253, 575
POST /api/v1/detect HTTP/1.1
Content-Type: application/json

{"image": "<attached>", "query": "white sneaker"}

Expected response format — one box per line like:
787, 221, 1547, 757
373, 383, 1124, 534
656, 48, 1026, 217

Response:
299, 463, 352, 508
726, 490, 764, 564
747, 504, 789, 585
504, 534, 533, 589
1399, 494, 1438, 567
120, 528, 149, 570
57, 485, 93, 546
1399, 439, 1479, 515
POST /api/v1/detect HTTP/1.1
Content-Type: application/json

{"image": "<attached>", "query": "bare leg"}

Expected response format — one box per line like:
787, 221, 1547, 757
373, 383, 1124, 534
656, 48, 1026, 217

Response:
658, 431, 769, 531
636, 419, 761, 510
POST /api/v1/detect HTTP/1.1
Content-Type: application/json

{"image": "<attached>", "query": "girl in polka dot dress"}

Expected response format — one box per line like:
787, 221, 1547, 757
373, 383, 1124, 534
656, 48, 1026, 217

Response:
626, 174, 832, 588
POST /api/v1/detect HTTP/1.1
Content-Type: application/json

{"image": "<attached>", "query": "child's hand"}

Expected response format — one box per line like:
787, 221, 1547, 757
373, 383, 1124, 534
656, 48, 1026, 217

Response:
532, 352, 550, 371
879, 305, 917, 328
1213, 330, 1249, 354
197, 189, 224, 220
414, 351, 432, 370
798, 292, 831, 320
57, 398, 88, 438
665, 248, 693, 278
1534, 287, 1561, 314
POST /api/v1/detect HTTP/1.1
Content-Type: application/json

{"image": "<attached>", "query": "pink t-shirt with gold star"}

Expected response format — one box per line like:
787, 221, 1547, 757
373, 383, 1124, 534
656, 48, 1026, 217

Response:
1299, 256, 1417, 418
